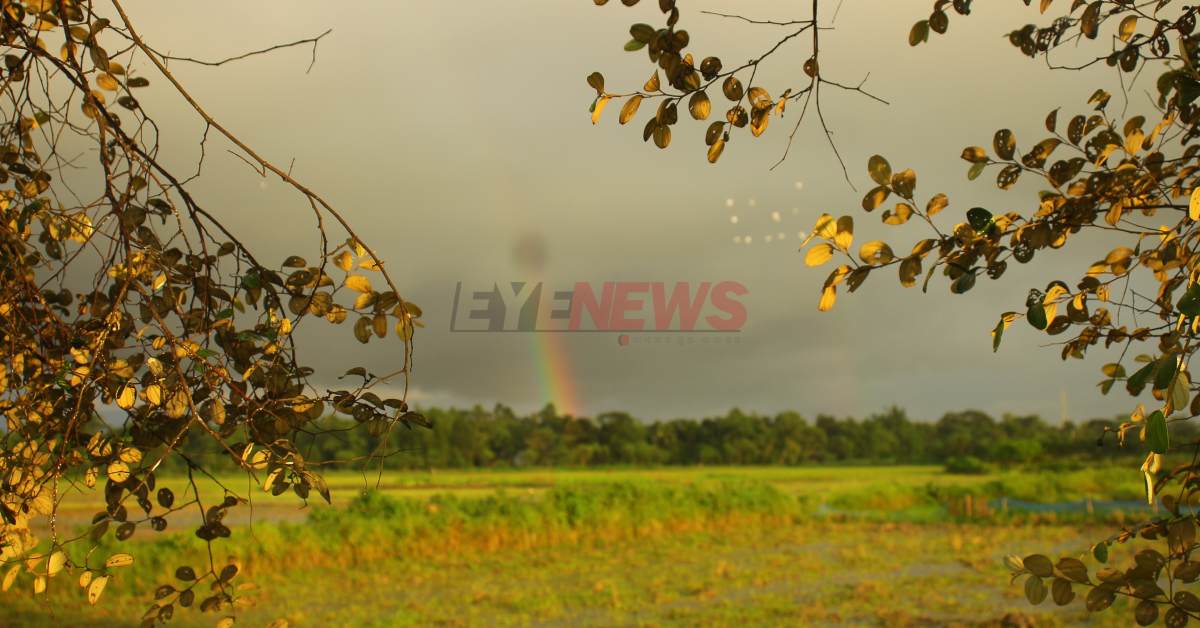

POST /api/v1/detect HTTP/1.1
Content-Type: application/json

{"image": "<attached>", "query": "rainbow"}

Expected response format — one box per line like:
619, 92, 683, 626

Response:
532, 284, 582, 417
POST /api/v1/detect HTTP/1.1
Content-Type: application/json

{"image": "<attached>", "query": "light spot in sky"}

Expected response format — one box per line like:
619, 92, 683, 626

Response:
777, 232, 787, 240
725, 198, 735, 208
258, 180, 267, 191
770, 211, 781, 223
792, 207, 800, 215
744, 236, 753, 244
730, 215, 739, 224
797, 231, 808, 240
765, 235, 774, 243
732, 236, 742, 244
794, 181, 805, 191
748, 198, 758, 207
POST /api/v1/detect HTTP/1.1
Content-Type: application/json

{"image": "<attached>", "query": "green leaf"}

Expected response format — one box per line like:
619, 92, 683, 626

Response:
1155, 356, 1178, 392
1027, 303, 1048, 330
1179, 284, 1200, 316
1092, 542, 1108, 563
1127, 361, 1155, 395
1146, 410, 1169, 454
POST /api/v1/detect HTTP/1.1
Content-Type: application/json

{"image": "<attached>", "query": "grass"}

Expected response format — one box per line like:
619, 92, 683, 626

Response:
1, 465, 1162, 626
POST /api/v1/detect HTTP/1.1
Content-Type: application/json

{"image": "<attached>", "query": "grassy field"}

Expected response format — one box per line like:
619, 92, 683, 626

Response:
1, 465, 1160, 626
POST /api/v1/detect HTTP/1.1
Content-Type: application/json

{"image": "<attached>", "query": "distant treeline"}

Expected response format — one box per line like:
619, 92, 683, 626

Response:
167, 405, 1184, 472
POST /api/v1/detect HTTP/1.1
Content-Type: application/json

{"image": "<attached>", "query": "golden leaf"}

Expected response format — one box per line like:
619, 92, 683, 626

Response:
858, 241, 894, 264
144, 384, 162, 406
96, 73, 119, 91
344, 275, 372, 293
805, 243, 834, 267
812, 213, 836, 239
106, 461, 130, 483
619, 95, 643, 125
2, 565, 17, 592
591, 96, 610, 125
87, 575, 108, 605
818, 285, 837, 312
1118, 15, 1136, 42
833, 216, 854, 251
706, 138, 725, 164
47, 551, 66, 577
116, 385, 135, 409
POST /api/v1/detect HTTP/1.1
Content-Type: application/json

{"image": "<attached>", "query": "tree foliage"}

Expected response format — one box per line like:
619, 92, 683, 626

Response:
206, 405, 1152, 470
0, 1, 425, 623
589, 0, 1200, 624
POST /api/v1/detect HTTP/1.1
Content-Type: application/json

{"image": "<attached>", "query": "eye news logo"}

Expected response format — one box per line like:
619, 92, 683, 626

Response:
450, 281, 748, 345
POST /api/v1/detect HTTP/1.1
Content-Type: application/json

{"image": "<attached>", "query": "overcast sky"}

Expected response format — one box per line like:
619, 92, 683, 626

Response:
113, 0, 1160, 422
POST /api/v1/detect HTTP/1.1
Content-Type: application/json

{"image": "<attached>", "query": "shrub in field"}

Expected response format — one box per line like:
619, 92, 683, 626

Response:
587, 0, 1200, 623
945, 456, 990, 476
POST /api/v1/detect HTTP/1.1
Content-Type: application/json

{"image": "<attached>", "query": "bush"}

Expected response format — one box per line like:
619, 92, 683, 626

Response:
944, 456, 989, 475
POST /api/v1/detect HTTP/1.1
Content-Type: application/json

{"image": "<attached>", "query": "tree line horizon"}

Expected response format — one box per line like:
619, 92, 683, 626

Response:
163, 403, 1181, 472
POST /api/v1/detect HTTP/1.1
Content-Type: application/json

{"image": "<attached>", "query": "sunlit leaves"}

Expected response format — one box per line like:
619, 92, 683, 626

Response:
991, 312, 1016, 352
862, 187, 889, 212
590, 96, 610, 125
858, 241, 894, 264
87, 575, 108, 605
805, 243, 834, 267
722, 76, 743, 101
868, 155, 891, 185
707, 138, 725, 164
688, 92, 710, 120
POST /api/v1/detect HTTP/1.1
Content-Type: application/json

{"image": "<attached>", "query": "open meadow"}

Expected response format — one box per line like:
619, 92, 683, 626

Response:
0, 465, 1162, 626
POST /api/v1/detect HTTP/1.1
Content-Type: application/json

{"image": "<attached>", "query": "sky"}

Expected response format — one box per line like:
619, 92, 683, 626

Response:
110, 0, 1160, 422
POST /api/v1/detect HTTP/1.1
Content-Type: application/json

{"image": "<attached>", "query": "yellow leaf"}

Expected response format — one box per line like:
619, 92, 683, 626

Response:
619, 95, 643, 125
812, 214, 836, 239
118, 447, 142, 465
96, 73, 119, 91
333, 251, 352, 272
1190, 188, 1200, 221
858, 241, 894, 264
591, 96, 610, 125
1124, 129, 1144, 154
833, 216, 854, 251
105, 554, 134, 568
47, 551, 66, 577
926, 193, 949, 216
1118, 15, 1136, 42
33, 575, 45, 595
116, 385, 135, 409
106, 461, 130, 483
152, 273, 166, 291
79, 571, 93, 588
818, 285, 837, 311
706, 138, 725, 164
344, 275, 371, 293
2, 565, 16, 592
87, 575, 108, 605
144, 383, 161, 406
899, 256, 922, 288
805, 243, 834, 267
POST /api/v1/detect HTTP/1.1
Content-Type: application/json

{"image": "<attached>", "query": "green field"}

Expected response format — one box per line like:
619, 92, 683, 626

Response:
1, 466, 1159, 626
